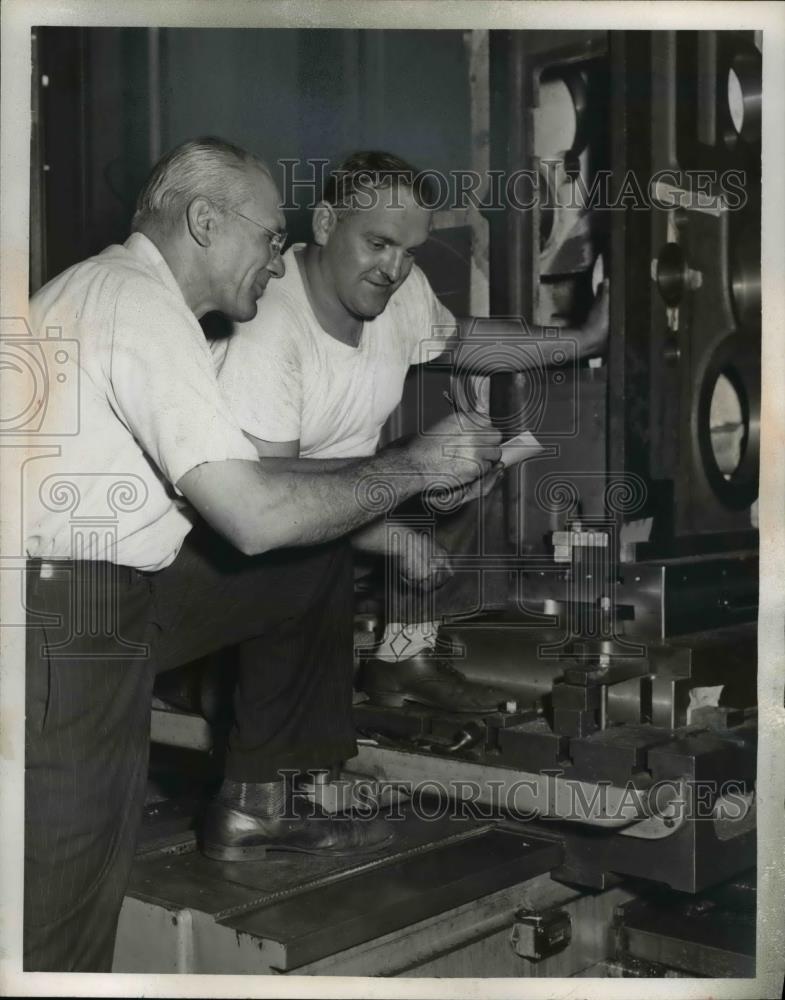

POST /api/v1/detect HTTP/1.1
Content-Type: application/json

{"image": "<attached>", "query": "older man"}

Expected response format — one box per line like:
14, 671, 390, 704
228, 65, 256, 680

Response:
216, 150, 608, 710
23, 137, 500, 971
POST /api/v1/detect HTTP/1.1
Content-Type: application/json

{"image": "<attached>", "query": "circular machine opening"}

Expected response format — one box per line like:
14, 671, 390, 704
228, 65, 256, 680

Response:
696, 333, 760, 511
709, 371, 746, 479
723, 48, 761, 146
534, 76, 578, 160
591, 253, 605, 297
727, 68, 745, 136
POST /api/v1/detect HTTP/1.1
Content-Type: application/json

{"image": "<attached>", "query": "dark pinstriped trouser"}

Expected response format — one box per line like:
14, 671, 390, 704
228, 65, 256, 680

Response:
24, 527, 354, 972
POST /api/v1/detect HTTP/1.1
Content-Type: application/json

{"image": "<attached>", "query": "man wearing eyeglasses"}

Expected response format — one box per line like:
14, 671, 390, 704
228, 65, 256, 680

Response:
23, 136, 502, 972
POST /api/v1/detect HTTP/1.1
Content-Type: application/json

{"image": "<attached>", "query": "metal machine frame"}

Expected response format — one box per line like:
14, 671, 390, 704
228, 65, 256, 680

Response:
132, 29, 761, 978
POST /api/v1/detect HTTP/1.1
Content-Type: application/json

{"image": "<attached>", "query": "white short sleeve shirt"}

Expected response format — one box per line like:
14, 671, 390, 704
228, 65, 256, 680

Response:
216, 245, 457, 458
24, 233, 259, 570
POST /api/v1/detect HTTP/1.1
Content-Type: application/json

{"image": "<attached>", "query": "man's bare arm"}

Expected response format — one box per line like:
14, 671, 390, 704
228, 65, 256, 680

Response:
177, 413, 501, 555
427, 280, 609, 375
243, 431, 428, 555
350, 517, 398, 555
243, 430, 498, 556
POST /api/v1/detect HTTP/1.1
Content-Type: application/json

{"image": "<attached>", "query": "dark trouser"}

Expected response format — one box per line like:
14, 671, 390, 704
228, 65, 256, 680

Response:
24, 527, 354, 972
383, 488, 509, 627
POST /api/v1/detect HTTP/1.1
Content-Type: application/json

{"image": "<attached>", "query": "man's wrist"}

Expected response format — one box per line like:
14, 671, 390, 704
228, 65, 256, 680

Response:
379, 438, 436, 491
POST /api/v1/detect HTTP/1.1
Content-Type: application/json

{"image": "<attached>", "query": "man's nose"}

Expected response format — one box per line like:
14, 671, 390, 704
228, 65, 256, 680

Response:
267, 251, 285, 279
379, 249, 404, 283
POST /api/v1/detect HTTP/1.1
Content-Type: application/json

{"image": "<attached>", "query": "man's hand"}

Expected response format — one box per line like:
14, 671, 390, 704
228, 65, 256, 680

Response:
578, 278, 609, 357
425, 463, 504, 512
459, 463, 505, 502
178, 404, 499, 557
408, 410, 502, 487
398, 531, 454, 591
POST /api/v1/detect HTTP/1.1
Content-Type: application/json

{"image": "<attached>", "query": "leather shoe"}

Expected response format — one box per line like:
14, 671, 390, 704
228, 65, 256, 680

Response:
358, 652, 512, 714
201, 794, 394, 862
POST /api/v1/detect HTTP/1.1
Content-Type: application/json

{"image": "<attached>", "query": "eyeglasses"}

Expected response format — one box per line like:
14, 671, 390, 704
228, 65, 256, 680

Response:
227, 206, 287, 256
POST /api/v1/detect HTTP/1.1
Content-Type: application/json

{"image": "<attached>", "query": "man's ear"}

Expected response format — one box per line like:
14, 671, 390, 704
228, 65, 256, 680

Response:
312, 201, 338, 247
186, 196, 215, 248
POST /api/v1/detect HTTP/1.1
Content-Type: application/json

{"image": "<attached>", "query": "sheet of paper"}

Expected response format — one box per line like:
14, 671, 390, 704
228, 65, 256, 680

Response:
500, 430, 544, 468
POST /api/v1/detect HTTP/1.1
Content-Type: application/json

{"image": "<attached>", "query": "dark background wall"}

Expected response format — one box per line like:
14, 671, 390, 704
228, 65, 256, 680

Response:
32, 27, 472, 287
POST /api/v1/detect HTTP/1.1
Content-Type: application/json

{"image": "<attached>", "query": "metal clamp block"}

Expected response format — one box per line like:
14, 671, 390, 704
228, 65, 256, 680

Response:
510, 908, 572, 961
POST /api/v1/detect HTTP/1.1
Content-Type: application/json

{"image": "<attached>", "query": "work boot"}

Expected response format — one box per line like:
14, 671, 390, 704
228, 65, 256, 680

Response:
201, 778, 394, 862
358, 652, 513, 714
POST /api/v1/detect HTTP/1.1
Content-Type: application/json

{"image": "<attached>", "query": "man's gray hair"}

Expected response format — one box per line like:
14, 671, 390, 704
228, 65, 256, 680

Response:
131, 136, 269, 233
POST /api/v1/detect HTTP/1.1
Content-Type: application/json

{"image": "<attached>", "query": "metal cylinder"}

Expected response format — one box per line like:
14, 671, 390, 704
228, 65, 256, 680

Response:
729, 220, 761, 331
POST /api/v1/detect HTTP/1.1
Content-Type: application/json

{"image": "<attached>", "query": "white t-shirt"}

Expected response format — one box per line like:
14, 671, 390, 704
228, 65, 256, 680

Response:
24, 232, 259, 570
215, 245, 457, 458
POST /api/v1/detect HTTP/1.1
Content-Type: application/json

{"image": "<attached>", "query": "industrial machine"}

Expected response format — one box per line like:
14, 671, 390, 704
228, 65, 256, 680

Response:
119, 29, 760, 977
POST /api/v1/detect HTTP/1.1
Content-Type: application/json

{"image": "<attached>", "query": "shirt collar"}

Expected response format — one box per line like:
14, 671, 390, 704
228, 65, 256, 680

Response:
124, 231, 189, 306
